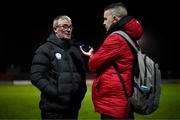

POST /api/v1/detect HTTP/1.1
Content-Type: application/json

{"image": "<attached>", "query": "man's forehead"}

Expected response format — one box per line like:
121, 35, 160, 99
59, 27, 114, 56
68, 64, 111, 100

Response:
58, 19, 71, 25
104, 10, 112, 16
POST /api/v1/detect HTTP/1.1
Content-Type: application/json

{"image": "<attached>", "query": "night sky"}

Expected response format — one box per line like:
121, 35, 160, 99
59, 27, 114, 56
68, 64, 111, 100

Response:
0, 0, 179, 78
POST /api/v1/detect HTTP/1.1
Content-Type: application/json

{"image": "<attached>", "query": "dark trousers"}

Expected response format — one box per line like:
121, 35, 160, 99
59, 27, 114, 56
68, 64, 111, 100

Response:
101, 113, 134, 120
41, 110, 79, 120
101, 114, 118, 120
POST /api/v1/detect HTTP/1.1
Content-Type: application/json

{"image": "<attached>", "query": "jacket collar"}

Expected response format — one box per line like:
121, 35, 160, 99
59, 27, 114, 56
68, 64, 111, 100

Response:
107, 16, 133, 35
47, 33, 72, 50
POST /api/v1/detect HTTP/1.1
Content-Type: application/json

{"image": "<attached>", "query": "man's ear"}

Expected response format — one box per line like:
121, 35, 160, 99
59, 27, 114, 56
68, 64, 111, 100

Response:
113, 16, 120, 22
53, 27, 57, 32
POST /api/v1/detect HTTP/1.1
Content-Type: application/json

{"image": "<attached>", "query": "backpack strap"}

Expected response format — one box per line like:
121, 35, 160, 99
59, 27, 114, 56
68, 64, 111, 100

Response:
113, 30, 145, 87
113, 63, 128, 99
112, 30, 140, 99
113, 30, 140, 52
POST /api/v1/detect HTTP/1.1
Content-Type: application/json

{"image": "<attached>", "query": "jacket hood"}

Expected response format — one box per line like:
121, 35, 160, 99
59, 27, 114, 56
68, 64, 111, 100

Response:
107, 16, 144, 41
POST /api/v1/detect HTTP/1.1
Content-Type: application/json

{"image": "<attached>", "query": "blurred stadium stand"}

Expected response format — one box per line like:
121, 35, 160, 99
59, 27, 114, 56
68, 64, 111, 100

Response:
0, 68, 180, 84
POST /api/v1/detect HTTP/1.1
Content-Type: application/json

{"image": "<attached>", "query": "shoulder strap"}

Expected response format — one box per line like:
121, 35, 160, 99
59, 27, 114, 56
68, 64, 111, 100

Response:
113, 63, 128, 99
113, 30, 147, 88
113, 30, 139, 99
113, 30, 139, 52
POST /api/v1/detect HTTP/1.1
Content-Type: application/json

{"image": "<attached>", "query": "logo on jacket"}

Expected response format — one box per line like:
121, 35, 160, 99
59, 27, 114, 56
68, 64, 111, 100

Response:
55, 53, 62, 60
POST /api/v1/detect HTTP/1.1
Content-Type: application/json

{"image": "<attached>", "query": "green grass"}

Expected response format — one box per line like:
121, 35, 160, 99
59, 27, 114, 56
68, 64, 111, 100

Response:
135, 83, 180, 120
0, 83, 180, 119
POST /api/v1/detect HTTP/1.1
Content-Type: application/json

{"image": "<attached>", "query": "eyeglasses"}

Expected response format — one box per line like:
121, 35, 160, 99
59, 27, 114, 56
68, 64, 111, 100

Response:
57, 24, 73, 30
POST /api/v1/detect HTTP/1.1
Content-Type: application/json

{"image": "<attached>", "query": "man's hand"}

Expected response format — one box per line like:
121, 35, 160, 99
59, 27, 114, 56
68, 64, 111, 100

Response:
80, 46, 94, 57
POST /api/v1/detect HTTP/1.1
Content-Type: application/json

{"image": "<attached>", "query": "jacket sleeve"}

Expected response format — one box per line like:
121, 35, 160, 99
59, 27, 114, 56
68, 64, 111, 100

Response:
88, 34, 127, 72
30, 45, 57, 97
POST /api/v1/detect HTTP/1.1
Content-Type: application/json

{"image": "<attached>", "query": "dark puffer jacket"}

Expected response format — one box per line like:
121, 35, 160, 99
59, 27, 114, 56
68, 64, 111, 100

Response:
30, 33, 87, 111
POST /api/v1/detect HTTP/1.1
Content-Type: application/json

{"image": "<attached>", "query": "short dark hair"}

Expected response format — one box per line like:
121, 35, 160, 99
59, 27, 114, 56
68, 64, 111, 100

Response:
104, 2, 127, 11
104, 2, 128, 17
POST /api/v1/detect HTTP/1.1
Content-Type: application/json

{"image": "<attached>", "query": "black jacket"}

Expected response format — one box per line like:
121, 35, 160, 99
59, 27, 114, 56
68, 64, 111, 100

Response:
30, 33, 87, 111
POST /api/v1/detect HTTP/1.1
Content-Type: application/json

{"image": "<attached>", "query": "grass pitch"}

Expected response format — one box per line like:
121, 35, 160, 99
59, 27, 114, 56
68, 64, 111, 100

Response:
0, 83, 179, 119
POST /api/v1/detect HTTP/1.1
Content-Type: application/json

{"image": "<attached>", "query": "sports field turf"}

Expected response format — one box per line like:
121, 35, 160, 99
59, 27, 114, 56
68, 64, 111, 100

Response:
0, 82, 179, 119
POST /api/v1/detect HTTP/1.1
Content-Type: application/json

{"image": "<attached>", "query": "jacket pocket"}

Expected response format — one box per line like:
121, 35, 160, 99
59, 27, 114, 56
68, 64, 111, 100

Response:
97, 80, 101, 92
92, 78, 101, 93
